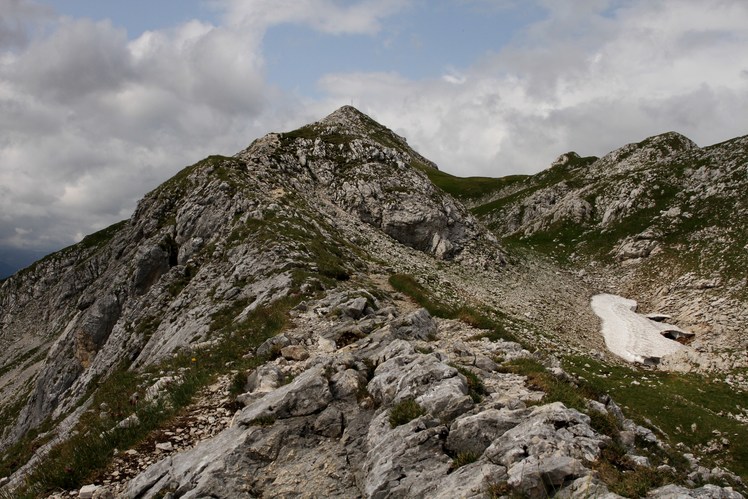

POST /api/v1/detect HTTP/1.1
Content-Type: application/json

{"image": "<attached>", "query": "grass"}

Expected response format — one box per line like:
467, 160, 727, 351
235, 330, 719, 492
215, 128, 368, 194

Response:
388, 273, 454, 318
454, 366, 488, 403
388, 274, 517, 343
389, 399, 426, 428
3, 294, 303, 497
565, 356, 748, 484
451, 451, 479, 469
410, 161, 527, 203
498, 357, 594, 412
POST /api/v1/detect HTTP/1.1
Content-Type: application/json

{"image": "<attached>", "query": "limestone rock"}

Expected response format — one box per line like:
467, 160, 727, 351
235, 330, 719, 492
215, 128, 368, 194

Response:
446, 408, 529, 456
236, 365, 332, 425
390, 308, 437, 341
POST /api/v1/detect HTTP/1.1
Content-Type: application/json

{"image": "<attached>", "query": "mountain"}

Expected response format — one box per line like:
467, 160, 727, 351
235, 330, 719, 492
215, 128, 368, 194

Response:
0, 107, 745, 498
0, 248, 51, 279
467, 131, 748, 370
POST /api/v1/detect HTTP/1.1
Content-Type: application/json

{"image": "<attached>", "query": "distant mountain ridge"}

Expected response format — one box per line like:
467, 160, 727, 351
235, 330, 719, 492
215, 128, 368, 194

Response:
456, 131, 748, 368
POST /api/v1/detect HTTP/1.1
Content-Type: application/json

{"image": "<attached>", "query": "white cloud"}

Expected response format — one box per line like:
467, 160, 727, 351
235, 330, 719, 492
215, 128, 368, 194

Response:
316, 0, 748, 177
220, 0, 410, 35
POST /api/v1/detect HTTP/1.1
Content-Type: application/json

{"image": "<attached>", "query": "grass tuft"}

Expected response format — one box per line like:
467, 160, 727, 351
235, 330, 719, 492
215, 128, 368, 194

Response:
454, 366, 488, 403
389, 399, 426, 428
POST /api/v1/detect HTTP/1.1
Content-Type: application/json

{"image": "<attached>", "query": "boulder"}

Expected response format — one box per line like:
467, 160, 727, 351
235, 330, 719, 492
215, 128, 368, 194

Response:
446, 408, 529, 456
390, 308, 437, 341
648, 484, 743, 498
236, 365, 332, 425
363, 411, 451, 498
367, 350, 470, 420
280, 345, 309, 361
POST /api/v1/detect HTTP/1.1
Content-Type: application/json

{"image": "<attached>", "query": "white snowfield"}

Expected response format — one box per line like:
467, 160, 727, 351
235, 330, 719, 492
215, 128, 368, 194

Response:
591, 294, 691, 365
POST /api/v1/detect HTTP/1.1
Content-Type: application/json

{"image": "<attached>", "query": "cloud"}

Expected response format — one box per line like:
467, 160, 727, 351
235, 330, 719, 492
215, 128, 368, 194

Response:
220, 0, 410, 35
315, 0, 748, 176
0, 0, 54, 49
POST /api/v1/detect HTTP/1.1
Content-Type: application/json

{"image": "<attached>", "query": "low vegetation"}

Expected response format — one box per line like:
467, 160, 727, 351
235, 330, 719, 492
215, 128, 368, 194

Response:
454, 366, 488, 403
388, 274, 516, 343
389, 399, 426, 428
410, 161, 527, 203
564, 356, 748, 483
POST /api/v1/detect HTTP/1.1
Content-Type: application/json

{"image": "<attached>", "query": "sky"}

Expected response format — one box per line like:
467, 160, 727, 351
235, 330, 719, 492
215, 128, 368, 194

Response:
1, 0, 747, 263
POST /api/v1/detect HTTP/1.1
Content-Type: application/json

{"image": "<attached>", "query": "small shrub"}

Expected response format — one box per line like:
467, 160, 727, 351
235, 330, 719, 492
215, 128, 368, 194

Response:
389, 399, 426, 428
230, 371, 248, 395
588, 409, 621, 441
452, 451, 479, 469
455, 366, 488, 403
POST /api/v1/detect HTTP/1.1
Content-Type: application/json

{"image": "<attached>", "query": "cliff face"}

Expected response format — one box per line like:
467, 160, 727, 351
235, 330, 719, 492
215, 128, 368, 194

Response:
0, 108, 746, 498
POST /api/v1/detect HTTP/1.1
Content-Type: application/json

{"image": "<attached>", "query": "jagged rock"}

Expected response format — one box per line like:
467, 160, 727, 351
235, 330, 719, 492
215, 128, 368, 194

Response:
507, 455, 588, 499
131, 245, 170, 294
330, 369, 361, 400
367, 347, 471, 421
313, 405, 344, 438
255, 334, 291, 357
446, 407, 529, 456
79, 484, 99, 499
244, 364, 285, 395
554, 476, 622, 498
363, 411, 451, 498
484, 402, 604, 497
431, 461, 507, 499
74, 294, 122, 368
390, 308, 437, 341
236, 365, 332, 424
340, 296, 370, 319
648, 484, 743, 498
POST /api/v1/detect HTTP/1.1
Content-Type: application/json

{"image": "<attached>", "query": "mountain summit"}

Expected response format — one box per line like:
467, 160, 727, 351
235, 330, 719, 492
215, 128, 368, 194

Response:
0, 108, 746, 498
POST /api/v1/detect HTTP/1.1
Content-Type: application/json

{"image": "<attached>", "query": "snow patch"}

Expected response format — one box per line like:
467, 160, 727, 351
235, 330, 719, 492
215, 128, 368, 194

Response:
591, 294, 690, 365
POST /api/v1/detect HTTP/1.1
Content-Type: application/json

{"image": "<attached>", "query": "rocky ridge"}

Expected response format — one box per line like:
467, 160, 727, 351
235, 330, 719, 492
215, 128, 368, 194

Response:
0, 107, 745, 497
474, 132, 748, 371
44, 289, 744, 498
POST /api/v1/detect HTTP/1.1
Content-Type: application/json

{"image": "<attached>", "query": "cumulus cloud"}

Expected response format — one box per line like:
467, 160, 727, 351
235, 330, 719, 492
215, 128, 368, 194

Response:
0, 0, 54, 49
316, 0, 748, 176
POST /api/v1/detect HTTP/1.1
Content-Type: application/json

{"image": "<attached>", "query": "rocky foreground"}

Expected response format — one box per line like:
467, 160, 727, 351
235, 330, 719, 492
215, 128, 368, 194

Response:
42, 288, 744, 498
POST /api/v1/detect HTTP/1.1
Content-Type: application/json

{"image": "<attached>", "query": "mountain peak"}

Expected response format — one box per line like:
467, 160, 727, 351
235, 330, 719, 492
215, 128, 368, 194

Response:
321, 104, 368, 122
637, 131, 698, 153
317, 105, 396, 139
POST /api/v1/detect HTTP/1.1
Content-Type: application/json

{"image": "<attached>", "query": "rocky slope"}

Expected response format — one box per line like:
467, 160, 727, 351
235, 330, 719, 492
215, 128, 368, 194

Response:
0, 108, 745, 498
472, 132, 748, 371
